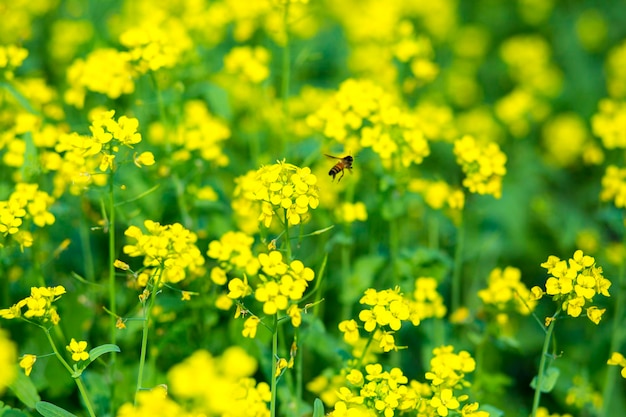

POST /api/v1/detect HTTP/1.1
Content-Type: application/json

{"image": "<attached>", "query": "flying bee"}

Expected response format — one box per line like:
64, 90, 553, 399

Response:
324, 154, 353, 182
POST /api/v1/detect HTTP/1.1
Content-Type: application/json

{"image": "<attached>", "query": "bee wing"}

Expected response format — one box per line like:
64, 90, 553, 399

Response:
324, 154, 341, 160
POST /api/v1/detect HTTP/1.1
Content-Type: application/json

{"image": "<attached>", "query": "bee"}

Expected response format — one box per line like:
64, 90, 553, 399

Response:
324, 154, 353, 182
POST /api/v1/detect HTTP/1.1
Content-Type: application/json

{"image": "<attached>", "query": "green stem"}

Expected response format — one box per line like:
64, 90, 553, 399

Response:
135, 268, 164, 403
43, 328, 96, 417
284, 209, 292, 262
451, 212, 465, 313
531, 314, 557, 417
389, 216, 400, 284
107, 172, 118, 414
357, 331, 376, 368
602, 252, 626, 415
294, 329, 302, 417
270, 314, 279, 417
79, 198, 95, 282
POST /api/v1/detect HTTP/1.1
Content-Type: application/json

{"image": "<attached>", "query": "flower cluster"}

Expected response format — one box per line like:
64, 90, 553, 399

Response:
117, 386, 195, 417
53, 109, 154, 195
120, 20, 192, 74
65, 49, 135, 107
393, 21, 439, 88
306, 79, 430, 170
207, 231, 261, 282
0, 183, 55, 249
411, 277, 447, 321
531, 250, 610, 324
329, 364, 419, 417
495, 88, 551, 138
408, 179, 465, 223
541, 113, 600, 168
167, 347, 270, 417
148, 100, 230, 166
340, 287, 420, 353
223, 46, 271, 84
207, 231, 316, 333
421, 346, 487, 417
335, 201, 368, 224
0, 285, 66, 325
0, 44, 28, 80
453, 135, 506, 199
600, 165, 626, 208
122, 220, 205, 285
591, 99, 626, 149
478, 266, 536, 317
237, 160, 320, 228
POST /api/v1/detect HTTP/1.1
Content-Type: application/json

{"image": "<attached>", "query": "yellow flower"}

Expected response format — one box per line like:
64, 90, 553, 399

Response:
242, 316, 260, 338
19, 354, 37, 377
0, 332, 17, 392
67, 338, 89, 362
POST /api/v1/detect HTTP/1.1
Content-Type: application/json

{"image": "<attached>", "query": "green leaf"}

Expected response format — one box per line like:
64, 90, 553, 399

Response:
8, 368, 40, 408
312, 398, 325, 417
88, 344, 121, 365
530, 366, 560, 393
34, 402, 77, 417
0, 400, 31, 417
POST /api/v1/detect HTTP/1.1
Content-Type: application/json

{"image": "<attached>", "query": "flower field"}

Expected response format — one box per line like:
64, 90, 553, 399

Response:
2, 1, 626, 416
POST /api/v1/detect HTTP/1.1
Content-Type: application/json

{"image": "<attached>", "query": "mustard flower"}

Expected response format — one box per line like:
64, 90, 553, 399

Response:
117, 386, 193, 417
0, 44, 28, 80
307, 79, 430, 170
419, 346, 487, 417
243, 160, 319, 227
454, 135, 506, 199
67, 338, 89, 362
335, 202, 367, 223
242, 316, 261, 338
532, 250, 610, 323
541, 113, 592, 167
410, 277, 447, 322
600, 165, 626, 208
495, 88, 550, 138
430, 388, 460, 417
123, 220, 205, 284
607, 352, 626, 378
149, 100, 230, 166
331, 364, 418, 416
0, 183, 55, 239
19, 353, 36, 377
478, 266, 536, 315
207, 231, 260, 277
0, 331, 17, 392
499, 35, 562, 97
168, 347, 263, 416
592, 98, 626, 149
339, 319, 360, 345
120, 20, 192, 74
223, 46, 271, 84
65, 48, 135, 107
358, 287, 417, 337
1, 286, 66, 325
